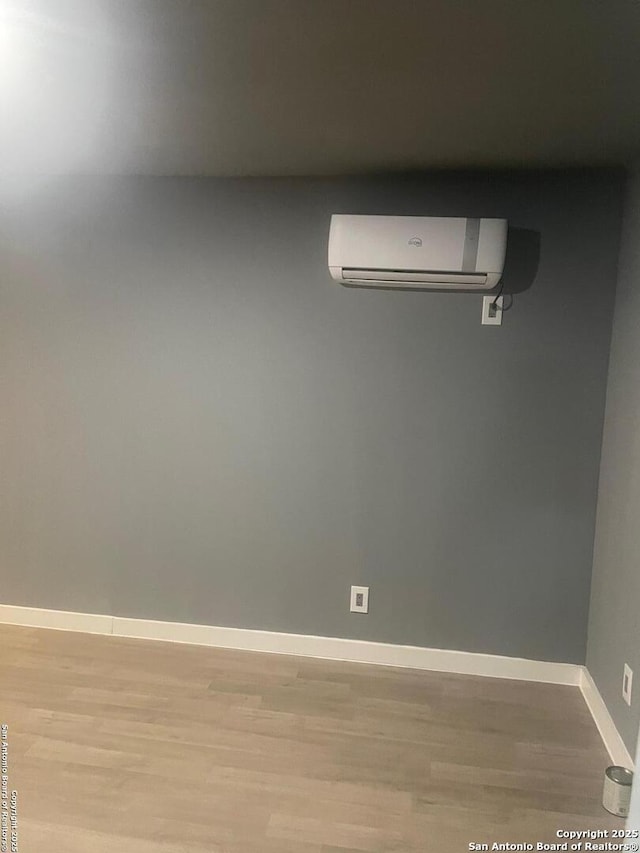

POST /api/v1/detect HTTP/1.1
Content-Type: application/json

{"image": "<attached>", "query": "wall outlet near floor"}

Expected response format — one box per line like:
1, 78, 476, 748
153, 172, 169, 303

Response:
350, 585, 369, 614
482, 294, 504, 326
623, 664, 633, 705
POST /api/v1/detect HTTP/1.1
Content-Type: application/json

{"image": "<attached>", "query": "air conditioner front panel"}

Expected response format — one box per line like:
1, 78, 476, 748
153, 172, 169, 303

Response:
329, 215, 469, 273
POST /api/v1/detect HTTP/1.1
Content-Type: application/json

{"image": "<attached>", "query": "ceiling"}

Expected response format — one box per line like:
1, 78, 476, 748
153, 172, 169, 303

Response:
2, 0, 640, 176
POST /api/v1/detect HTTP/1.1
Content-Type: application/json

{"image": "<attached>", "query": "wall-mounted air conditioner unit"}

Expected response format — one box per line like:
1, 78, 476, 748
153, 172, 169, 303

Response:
328, 215, 507, 291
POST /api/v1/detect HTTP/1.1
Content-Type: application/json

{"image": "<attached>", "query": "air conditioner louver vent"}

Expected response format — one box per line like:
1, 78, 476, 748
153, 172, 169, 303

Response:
342, 269, 488, 285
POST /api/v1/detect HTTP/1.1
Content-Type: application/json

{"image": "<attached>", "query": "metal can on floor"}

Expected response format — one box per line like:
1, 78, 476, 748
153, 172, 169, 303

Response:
603, 766, 634, 817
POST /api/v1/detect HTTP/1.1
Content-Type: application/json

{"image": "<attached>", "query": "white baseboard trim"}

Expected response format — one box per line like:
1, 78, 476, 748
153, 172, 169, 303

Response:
579, 667, 634, 769
0, 603, 579, 685
0, 604, 112, 635
113, 616, 581, 684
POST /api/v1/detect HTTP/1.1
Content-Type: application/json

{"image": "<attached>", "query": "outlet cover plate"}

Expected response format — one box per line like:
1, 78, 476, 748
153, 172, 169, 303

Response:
482, 294, 504, 326
350, 585, 369, 614
623, 664, 633, 706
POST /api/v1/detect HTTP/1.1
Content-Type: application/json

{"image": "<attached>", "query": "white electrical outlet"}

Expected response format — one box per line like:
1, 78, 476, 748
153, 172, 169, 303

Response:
623, 664, 633, 706
350, 585, 369, 614
482, 294, 503, 326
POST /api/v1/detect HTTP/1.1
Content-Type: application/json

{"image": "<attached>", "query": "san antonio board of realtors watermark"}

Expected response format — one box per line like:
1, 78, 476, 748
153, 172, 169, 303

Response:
1, 725, 18, 853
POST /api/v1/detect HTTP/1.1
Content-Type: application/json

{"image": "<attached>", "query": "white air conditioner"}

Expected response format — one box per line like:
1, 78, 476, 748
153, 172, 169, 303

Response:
328, 215, 507, 291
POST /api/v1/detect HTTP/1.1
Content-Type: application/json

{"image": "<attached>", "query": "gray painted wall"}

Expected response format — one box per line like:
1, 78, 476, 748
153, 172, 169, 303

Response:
0, 172, 623, 662
587, 167, 640, 753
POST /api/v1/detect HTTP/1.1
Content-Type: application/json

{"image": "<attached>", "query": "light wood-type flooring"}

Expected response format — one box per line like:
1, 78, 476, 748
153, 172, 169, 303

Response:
0, 623, 620, 852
